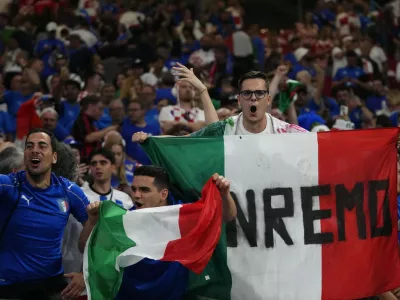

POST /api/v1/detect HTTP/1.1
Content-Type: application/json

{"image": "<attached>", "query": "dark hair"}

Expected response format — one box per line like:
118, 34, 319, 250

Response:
52, 142, 78, 181
129, 99, 147, 110
80, 95, 101, 111
3, 72, 22, 90
89, 148, 116, 165
65, 79, 81, 90
238, 71, 269, 91
25, 128, 57, 152
332, 83, 351, 96
134, 165, 170, 191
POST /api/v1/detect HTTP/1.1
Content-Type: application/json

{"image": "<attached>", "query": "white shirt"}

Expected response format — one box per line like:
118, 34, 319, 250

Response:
119, 11, 146, 29
226, 113, 308, 135
70, 29, 98, 48
232, 31, 253, 57
159, 105, 205, 123
81, 182, 133, 210
369, 45, 387, 73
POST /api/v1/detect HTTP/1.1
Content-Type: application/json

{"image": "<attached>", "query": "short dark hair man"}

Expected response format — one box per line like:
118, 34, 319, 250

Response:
0, 128, 90, 299
85, 165, 237, 300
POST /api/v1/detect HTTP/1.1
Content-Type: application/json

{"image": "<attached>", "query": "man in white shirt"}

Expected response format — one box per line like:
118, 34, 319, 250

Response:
158, 81, 205, 133
82, 148, 133, 210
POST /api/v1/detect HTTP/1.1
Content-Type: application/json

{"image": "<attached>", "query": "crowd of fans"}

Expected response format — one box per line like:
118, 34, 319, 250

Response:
0, 0, 400, 299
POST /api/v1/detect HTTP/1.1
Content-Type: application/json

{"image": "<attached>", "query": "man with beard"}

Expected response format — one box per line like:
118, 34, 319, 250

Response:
158, 80, 206, 133
0, 128, 90, 299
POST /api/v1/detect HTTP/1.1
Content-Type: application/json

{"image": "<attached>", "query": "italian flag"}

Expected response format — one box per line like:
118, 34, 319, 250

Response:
142, 129, 400, 300
83, 178, 223, 300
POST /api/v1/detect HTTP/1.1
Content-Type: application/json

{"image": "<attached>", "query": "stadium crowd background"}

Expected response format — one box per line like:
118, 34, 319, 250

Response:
0, 0, 400, 299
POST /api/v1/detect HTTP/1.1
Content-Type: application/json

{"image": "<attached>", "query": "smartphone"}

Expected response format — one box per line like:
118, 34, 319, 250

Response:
340, 105, 349, 117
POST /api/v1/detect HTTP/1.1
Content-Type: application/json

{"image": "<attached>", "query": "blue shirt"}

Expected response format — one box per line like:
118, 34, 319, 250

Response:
349, 107, 363, 129
34, 38, 66, 78
298, 111, 326, 131
0, 171, 89, 285
59, 101, 81, 134
284, 53, 297, 66
95, 107, 112, 130
121, 120, 161, 165
124, 159, 137, 186
3, 91, 33, 117
156, 89, 177, 105
366, 95, 387, 113
397, 195, 400, 242
0, 111, 15, 134
333, 66, 365, 82
145, 108, 160, 126
307, 97, 340, 120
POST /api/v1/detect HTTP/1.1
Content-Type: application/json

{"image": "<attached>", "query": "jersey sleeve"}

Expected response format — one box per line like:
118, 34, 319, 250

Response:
287, 124, 309, 133
66, 182, 89, 224
0, 174, 14, 199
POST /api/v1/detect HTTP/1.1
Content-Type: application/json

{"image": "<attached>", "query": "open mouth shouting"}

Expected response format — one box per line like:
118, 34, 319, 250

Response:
29, 157, 42, 168
135, 201, 144, 209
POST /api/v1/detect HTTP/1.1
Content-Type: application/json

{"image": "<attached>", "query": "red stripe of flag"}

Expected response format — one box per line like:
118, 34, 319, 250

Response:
161, 178, 222, 274
318, 128, 400, 299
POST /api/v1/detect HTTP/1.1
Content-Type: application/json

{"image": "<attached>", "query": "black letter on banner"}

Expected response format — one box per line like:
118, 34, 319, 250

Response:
226, 190, 257, 247
263, 188, 294, 248
368, 180, 392, 238
301, 185, 333, 244
335, 183, 366, 241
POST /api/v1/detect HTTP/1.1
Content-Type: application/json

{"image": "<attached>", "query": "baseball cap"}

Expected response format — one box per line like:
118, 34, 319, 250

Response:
46, 22, 57, 32
294, 47, 309, 62
64, 138, 82, 149
132, 58, 144, 68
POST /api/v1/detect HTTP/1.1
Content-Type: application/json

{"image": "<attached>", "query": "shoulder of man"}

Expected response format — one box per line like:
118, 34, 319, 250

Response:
113, 189, 133, 210
57, 176, 89, 205
269, 114, 308, 133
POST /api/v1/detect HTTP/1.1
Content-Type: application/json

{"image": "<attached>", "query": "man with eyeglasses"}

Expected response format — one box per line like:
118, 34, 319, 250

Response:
188, 71, 307, 136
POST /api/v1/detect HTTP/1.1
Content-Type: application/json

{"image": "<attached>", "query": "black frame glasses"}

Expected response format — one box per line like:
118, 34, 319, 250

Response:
239, 90, 269, 100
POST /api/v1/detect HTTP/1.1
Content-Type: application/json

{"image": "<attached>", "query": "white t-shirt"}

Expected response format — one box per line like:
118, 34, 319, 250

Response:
159, 105, 205, 123
81, 182, 133, 210
227, 113, 308, 135
369, 45, 387, 73
61, 182, 133, 287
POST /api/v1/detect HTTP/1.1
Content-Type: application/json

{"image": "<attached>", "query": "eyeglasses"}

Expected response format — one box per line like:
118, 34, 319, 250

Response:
239, 90, 268, 100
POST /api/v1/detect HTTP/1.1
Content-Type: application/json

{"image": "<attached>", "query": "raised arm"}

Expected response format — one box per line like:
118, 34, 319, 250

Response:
78, 201, 100, 253
173, 63, 219, 125
212, 173, 237, 222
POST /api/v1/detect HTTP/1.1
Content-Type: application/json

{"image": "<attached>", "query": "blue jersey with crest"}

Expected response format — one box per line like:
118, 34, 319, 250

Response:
0, 171, 89, 285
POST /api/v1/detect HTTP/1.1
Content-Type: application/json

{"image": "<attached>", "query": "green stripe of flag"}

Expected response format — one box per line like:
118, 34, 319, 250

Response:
86, 201, 135, 300
143, 136, 232, 300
